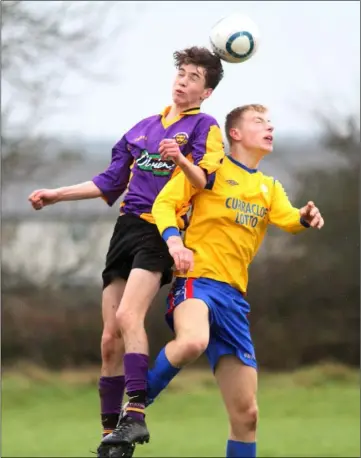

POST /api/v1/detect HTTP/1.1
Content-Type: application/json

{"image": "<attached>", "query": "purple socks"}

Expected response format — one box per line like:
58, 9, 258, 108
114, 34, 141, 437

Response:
98, 375, 125, 436
98, 354, 149, 432
124, 353, 149, 421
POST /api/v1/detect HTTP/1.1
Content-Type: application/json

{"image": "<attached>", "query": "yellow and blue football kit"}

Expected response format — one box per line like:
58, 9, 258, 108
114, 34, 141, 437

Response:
152, 155, 309, 370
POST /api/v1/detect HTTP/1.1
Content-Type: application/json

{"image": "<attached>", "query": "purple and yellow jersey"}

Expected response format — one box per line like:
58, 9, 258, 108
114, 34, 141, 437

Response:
152, 155, 309, 294
92, 106, 224, 225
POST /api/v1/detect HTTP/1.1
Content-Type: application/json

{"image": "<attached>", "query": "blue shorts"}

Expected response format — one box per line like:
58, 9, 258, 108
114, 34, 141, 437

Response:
166, 277, 257, 372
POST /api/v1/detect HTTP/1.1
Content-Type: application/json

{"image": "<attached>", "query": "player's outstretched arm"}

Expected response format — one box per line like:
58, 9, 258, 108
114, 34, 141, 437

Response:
29, 136, 133, 211
269, 180, 324, 233
28, 181, 102, 210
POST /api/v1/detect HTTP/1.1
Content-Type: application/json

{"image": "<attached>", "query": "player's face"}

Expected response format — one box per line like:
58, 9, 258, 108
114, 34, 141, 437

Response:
172, 64, 213, 107
232, 110, 274, 154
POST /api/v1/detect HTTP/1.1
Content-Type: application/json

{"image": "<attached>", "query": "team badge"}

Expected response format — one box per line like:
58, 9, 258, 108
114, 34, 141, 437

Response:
173, 132, 189, 146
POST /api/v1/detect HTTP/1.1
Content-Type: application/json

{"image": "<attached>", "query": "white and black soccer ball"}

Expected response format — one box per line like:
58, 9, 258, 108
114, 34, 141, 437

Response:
210, 13, 260, 64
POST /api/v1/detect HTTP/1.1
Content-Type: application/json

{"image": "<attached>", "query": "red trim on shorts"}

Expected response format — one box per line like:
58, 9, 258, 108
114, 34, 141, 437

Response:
167, 278, 195, 317
185, 278, 194, 300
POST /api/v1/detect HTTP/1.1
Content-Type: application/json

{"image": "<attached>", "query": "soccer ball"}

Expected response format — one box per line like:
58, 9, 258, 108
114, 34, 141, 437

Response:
210, 13, 260, 64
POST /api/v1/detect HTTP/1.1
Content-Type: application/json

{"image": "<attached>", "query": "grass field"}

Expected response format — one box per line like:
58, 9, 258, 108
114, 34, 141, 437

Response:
2, 364, 360, 457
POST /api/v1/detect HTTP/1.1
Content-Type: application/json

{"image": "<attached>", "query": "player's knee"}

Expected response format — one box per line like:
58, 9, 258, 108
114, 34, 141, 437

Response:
115, 306, 132, 333
101, 330, 123, 364
178, 337, 208, 363
116, 302, 147, 333
244, 403, 258, 431
230, 400, 258, 435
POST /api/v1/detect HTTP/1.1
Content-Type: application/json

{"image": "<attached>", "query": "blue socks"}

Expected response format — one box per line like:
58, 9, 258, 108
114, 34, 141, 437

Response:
147, 347, 180, 401
226, 440, 256, 457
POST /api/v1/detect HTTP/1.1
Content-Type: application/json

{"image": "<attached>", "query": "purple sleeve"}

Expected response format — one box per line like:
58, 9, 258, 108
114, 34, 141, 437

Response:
92, 136, 133, 207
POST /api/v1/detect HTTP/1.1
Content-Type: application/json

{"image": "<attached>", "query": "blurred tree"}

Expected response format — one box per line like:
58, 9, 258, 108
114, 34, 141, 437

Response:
1, 0, 137, 185
1, 1, 142, 290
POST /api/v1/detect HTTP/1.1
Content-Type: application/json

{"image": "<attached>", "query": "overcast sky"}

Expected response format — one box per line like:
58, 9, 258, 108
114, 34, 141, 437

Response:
16, 1, 361, 140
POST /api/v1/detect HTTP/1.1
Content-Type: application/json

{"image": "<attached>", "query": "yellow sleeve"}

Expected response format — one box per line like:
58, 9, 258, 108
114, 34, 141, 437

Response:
269, 180, 309, 233
191, 119, 225, 174
152, 171, 200, 238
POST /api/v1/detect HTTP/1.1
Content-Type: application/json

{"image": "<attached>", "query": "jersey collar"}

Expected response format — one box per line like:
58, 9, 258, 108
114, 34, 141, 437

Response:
228, 155, 258, 174
161, 106, 201, 117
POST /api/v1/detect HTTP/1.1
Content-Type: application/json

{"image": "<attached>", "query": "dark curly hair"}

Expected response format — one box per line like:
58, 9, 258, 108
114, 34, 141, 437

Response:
173, 46, 224, 90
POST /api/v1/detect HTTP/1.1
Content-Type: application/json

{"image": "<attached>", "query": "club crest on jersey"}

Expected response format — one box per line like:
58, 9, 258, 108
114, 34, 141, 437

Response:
136, 149, 175, 176
173, 132, 189, 146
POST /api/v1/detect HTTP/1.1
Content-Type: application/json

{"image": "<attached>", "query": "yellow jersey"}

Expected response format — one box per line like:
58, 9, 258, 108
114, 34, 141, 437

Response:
152, 155, 309, 293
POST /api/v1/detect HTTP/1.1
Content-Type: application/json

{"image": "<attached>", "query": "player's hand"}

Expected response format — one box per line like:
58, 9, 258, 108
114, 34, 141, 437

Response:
28, 188, 60, 210
159, 139, 185, 166
299, 201, 324, 229
167, 236, 194, 274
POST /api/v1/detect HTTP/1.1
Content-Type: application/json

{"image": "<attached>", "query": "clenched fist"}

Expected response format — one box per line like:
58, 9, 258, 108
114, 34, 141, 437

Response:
28, 189, 59, 210
167, 236, 194, 274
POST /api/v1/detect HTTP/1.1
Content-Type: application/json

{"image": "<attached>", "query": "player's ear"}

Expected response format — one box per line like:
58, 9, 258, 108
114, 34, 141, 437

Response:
229, 127, 241, 142
201, 87, 213, 101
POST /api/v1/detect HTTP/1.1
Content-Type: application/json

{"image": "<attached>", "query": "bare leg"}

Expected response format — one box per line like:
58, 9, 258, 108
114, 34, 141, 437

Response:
215, 355, 258, 457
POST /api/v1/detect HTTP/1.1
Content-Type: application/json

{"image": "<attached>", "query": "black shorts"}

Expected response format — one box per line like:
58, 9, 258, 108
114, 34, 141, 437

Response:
102, 213, 174, 289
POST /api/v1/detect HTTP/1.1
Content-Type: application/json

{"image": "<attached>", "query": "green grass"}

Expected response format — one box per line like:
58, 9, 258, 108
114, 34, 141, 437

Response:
2, 364, 360, 457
